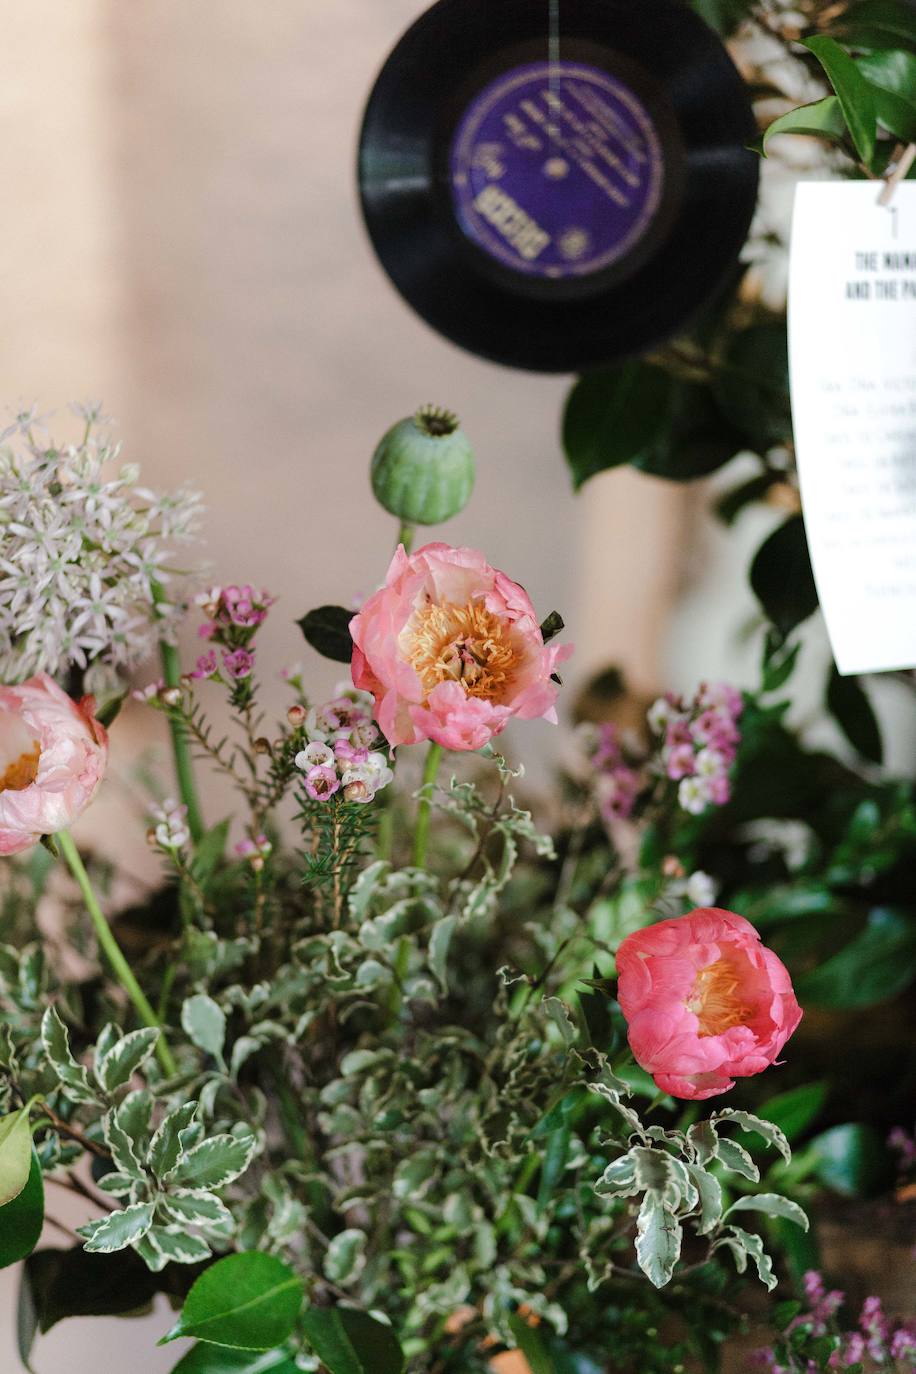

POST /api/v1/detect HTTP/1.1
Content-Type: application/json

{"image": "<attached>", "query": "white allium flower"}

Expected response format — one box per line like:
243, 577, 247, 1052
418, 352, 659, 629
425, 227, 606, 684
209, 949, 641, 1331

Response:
0, 407, 203, 682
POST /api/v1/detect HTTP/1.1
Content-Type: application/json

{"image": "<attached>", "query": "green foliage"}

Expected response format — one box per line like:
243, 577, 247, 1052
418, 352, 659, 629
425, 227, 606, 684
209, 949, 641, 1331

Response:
808, 1123, 892, 1198
826, 669, 883, 765
301, 1308, 404, 1374
795, 907, 916, 1008
829, 0, 916, 52
170, 1348, 300, 1374
0, 1149, 44, 1270
163, 1253, 304, 1350
0, 1105, 34, 1206
802, 36, 878, 164
563, 362, 746, 489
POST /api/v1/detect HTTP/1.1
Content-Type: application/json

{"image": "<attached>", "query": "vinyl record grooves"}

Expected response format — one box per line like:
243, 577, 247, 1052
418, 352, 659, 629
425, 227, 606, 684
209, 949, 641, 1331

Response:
358, 0, 759, 373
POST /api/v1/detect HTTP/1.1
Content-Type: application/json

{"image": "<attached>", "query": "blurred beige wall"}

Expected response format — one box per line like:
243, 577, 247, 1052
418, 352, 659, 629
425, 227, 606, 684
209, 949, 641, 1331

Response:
0, 2, 683, 1368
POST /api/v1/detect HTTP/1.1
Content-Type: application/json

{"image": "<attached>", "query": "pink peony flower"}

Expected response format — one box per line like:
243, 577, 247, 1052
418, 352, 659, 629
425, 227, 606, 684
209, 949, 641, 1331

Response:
0, 674, 108, 856
349, 543, 572, 751
616, 907, 802, 1100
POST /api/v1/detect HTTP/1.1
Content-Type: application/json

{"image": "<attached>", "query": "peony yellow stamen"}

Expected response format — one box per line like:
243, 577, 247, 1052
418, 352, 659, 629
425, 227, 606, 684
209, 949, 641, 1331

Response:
688, 957, 751, 1037
403, 600, 519, 702
0, 742, 40, 793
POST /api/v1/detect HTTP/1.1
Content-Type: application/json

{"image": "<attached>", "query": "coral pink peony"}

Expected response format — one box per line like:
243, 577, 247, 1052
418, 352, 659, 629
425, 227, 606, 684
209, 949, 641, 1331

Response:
349, 543, 572, 751
616, 907, 802, 1100
0, 674, 108, 856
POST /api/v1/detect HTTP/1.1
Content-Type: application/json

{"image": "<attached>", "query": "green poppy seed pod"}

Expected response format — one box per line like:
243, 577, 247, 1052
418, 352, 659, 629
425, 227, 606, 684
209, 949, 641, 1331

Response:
370, 405, 475, 526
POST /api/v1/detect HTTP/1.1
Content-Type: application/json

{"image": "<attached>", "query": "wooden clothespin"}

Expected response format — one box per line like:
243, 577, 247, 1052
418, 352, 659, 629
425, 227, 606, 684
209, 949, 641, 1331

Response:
878, 142, 916, 206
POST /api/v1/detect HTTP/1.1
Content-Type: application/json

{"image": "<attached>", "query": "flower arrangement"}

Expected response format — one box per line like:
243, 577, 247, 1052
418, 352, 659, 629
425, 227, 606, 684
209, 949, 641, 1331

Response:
0, 404, 819, 1374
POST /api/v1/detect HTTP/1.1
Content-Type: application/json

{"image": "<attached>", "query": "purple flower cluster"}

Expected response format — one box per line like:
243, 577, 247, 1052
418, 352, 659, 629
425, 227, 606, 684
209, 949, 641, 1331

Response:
649, 681, 743, 815
755, 1271, 916, 1371
191, 583, 275, 683
580, 681, 743, 828
294, 685, 393, 806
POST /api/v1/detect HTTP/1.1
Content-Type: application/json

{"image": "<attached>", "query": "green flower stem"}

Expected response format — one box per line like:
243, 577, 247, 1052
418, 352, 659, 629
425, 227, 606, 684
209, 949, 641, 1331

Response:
57, 829, 177, 1077
412, 742, 443, 871
151, 582, 205, 845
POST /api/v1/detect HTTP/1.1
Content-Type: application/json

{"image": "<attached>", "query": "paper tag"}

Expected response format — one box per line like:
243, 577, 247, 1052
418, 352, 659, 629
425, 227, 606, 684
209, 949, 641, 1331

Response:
789, 180, 916, 675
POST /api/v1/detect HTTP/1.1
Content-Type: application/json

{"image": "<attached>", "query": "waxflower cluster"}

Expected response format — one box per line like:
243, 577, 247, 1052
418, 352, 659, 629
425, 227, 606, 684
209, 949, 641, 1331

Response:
580, 681, 744, 827
147, 798, 191, 855
754, 1271, 916, 1371
193, 583, 276, 687
0, 405, 202, 682
294, 685, 393, 805
649, 681, 743, 814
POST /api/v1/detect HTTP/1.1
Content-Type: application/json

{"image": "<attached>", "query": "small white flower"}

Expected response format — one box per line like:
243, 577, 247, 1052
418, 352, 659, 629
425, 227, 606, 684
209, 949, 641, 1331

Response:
685, 871, 718, 907
295, 742, 335, 771
678, 776, 708, 816
150, 799, 190, 851
694, 748, 727, 780
647, 697, 678, 735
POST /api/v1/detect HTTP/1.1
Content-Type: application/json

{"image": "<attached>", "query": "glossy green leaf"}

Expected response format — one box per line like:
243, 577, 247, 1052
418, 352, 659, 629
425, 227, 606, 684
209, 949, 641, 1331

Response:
830, 0, 916, 52
795, 907, 916, 1008
712, 323, 791, 448
802, 37, 877, 165
563, 362, 674, 489
301, 1306, 405, 1374
757, 1082, 828, 1142
750, 516, 819, 637
0, 1148, 44, 1269
827, 669, 883, 764
633, 381, 744, 481
810, 1122, 892, 1197
0, 1106, 33, 1206
162, 1253, 303, 1350
297, 605, 354, 663
170, 1344, 298, 1373
763, 95, 849, 151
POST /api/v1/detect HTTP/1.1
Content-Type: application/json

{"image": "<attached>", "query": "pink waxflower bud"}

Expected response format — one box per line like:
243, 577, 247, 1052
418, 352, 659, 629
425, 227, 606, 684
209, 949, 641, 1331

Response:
287, 704, 307, 727
0, 674, 108, 855
616, 907, 802, 1100
349, 542, 572, 751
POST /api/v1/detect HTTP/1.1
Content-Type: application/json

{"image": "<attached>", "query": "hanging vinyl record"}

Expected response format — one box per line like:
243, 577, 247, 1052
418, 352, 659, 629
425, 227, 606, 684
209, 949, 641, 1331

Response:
358, 0, 759, 373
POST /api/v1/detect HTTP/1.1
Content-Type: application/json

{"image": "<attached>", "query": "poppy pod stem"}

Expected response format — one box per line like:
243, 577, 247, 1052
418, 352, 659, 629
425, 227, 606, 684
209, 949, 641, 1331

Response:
57, 829, 177, 1077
